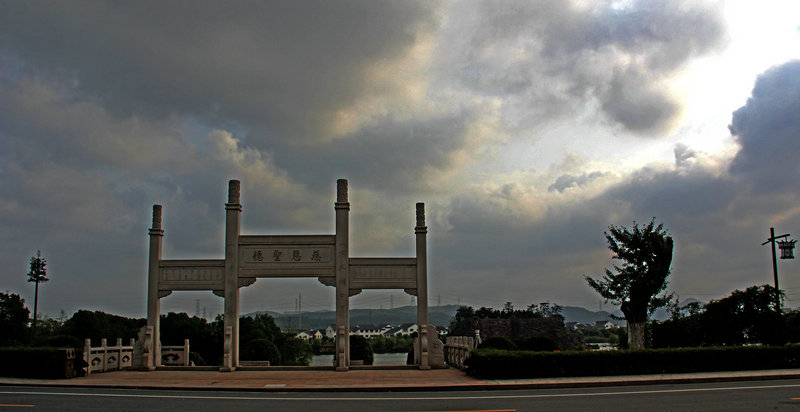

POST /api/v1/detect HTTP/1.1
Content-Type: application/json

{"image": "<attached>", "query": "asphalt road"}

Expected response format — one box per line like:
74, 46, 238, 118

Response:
3, 379, 800, 411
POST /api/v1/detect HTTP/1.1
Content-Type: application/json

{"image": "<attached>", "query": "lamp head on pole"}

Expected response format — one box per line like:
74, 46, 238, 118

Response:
778, 239, 796, 259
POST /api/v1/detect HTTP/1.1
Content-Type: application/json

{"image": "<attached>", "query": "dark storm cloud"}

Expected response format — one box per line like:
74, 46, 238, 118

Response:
276, 110, 476, 194
729, 60, 800, 193
0, 0, 749, 316
548, 171, 608, 193
0, 1, 440, 141
445, 0, 725, 134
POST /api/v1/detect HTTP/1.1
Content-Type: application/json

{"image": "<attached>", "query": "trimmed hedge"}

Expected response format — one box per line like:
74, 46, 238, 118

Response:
465, 345, 800, 379
0, 347, 81, 379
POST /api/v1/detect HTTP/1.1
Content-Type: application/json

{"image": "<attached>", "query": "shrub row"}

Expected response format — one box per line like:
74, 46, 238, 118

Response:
465, 345, 800, 379
0, 347, 83, 379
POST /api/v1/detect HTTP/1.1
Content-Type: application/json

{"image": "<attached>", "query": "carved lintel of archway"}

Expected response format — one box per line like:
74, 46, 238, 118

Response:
212, 290, 224, 297
238, 277, 256, 288
349, 288, 362, 297
158, 290, 172, 298
404, 288, 417, 296
318, 277, 335, 287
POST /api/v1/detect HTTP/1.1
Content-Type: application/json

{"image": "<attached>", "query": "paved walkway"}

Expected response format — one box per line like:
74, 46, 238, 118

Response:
3, 367, 800, 392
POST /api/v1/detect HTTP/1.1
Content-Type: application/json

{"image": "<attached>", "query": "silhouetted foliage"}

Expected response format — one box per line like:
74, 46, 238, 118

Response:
278, 335, 313, 366
517, 336, 559, 352
448, 306, 476, 336
241, 338, 281, 364
0, 293, 30, 345
449, 303, 563, 337
160, 312, 221, 366
651, 285, 786, 348
369, 335, 414, 353
586, 219, 674, 349
478, 336, 517, 350
349, 335, 373, 365
60, 310, 145, 344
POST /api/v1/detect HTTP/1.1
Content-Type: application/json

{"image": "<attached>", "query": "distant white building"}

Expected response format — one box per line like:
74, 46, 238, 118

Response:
350, 324, 392, 338
594, 321, 617, 329
295, 330, 314, 340
323, 322, 425, 338
296, 329, 325, 340
383, 323, 417, 336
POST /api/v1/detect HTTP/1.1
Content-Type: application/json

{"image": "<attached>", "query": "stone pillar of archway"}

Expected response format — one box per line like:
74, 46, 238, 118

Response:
334, 179, 350, 371
415, 202, 430, 370
146, 205, 164, 370
221, 180, 242, 372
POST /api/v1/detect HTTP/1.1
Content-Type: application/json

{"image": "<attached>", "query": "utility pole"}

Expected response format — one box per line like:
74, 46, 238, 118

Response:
298, 293, 302, 330
762, 227, 796, 309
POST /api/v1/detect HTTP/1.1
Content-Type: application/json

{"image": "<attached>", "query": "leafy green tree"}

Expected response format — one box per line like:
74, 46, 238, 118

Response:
60, 310, 145, 344
478, 336, 517, 350
701, 285, 784, 345
586, 219, 674, 349
26, 250, 49, 328
279, 335, 313, 366
448, 306, 476, 336
0, 292, 30, 345
160, 312, 221, 366
241, 338, 281, 364
349, 335, 373, 365
651, 285, 785, 348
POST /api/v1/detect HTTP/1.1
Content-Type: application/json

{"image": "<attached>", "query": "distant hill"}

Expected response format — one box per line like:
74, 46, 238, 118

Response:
244, 305, 462, 331
242, 303, 658, 331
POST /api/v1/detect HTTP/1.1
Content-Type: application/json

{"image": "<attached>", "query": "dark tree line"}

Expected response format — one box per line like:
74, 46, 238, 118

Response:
0, 292, 311, 366
651, 285, 792, 348
449, 302, 563, 336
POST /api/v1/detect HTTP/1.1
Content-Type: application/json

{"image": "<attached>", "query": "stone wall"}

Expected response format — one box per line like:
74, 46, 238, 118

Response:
476, 317, 584, 350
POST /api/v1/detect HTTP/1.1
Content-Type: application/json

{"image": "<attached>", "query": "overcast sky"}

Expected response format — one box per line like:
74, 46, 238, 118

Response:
2, 1, 800, 320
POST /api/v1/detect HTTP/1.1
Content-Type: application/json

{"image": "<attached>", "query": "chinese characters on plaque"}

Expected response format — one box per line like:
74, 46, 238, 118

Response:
245, 247, 329, 264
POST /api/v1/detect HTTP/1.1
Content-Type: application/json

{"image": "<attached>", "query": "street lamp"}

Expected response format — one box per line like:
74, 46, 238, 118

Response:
762, 227, 796, 308
778, 239, 797, 259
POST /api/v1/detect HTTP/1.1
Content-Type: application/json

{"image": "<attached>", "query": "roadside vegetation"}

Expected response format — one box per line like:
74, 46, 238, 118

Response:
0, 293, 312, 367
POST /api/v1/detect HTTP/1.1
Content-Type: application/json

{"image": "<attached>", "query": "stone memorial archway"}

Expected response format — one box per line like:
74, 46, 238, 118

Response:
144, 179, 441, 371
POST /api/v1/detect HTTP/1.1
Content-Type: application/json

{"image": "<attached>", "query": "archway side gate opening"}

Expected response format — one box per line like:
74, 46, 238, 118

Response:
142, 179, 443, 372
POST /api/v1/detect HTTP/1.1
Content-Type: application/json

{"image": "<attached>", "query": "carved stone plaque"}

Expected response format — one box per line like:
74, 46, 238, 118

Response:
159, 260, 225, 291
238, 235, 336, 277
349, 258, 417, 290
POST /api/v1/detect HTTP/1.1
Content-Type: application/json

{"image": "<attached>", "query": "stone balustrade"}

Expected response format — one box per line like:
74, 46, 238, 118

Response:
84, 338, 135, 375
443, 332, 482, 369
85, 337, 190, 374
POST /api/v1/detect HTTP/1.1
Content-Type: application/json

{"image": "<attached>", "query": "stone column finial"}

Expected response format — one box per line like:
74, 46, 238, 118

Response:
152, 205, 162, 229
416, 203, 425, 227
337, 179, 348, 203
228, 180, 241, 204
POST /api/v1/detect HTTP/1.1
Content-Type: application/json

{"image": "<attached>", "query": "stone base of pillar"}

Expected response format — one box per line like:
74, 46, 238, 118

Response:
335, 366, 349, 372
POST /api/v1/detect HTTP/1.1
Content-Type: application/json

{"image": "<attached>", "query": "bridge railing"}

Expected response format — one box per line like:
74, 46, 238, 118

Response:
84, 337, 190, 374
443, 331, 481, 369
161, 339, 190, 367
84, 338, 135, 375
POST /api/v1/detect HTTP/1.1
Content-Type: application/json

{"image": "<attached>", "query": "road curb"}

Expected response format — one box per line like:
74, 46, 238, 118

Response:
2, 371, 800, 393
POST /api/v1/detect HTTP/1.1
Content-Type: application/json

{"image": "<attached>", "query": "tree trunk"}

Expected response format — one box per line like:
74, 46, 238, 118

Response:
33, 281, 39, 329
628, 321, 645, 349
